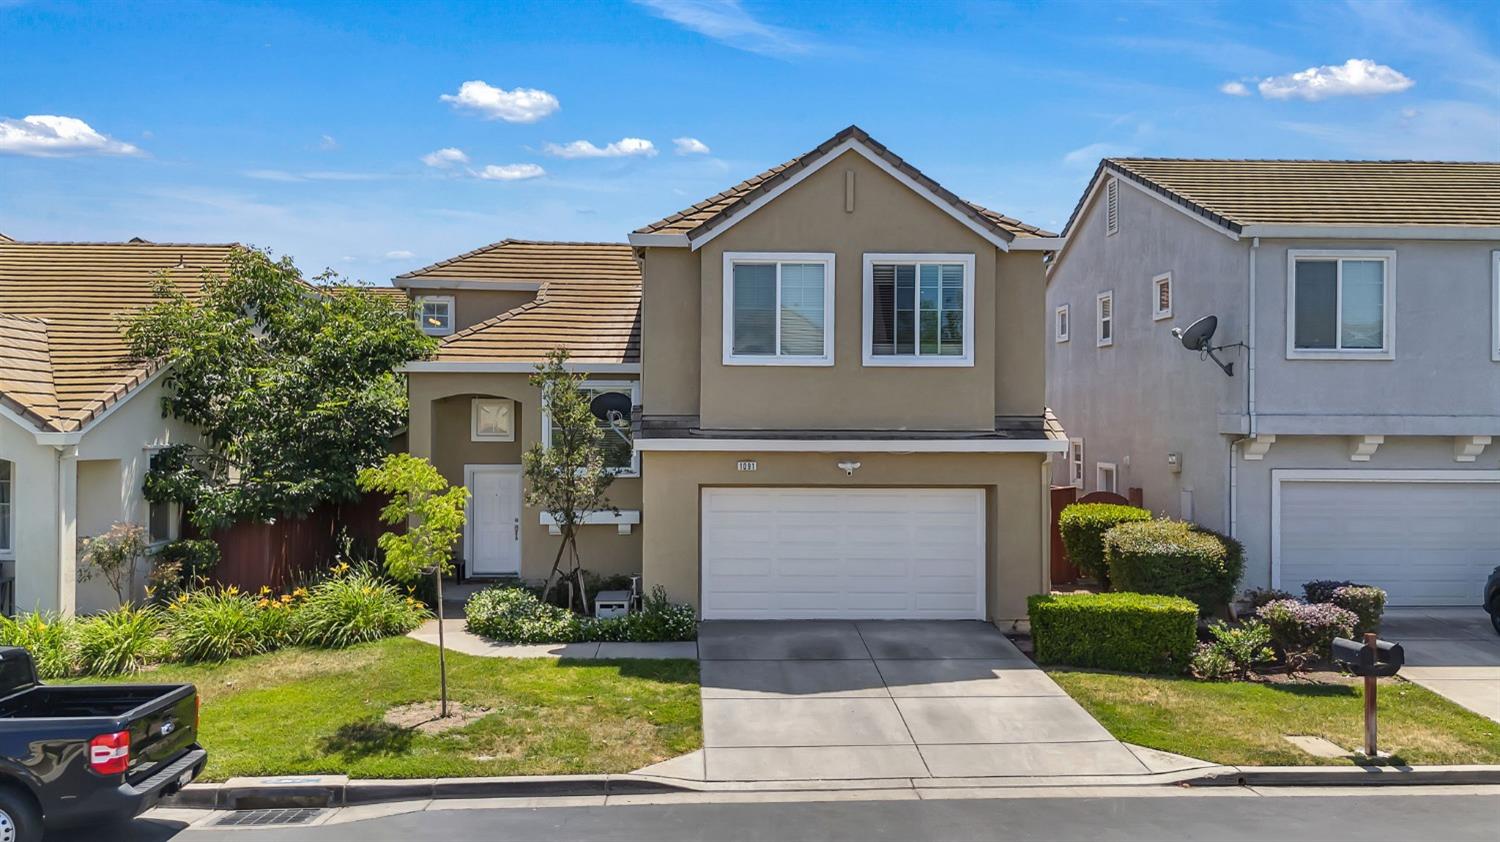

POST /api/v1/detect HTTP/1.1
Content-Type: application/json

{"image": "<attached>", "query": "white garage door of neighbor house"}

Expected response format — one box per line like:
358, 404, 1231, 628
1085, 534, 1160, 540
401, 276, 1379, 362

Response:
1276, 477, 1500, 607
700, 488, 986, 620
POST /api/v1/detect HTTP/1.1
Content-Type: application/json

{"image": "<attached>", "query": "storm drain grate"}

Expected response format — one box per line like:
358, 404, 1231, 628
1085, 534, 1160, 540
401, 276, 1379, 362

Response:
213, 808, 327, 827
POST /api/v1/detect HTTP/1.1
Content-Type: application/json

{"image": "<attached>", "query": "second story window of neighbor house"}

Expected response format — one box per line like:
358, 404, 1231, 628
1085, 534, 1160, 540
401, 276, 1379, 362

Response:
1055, 304, 1070, 342
724, 253, 834, 365
1096, 291, 1114, 347
1289, 252, 1393, 358
417, 295, 454, 337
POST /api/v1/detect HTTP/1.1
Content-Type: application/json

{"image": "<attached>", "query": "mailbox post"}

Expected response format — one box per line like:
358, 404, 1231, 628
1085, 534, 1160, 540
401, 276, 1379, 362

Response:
1331, 633, 1404, 757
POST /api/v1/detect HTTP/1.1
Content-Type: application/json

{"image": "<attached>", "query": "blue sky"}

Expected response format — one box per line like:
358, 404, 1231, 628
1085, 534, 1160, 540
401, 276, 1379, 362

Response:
3, 0, 1497, 283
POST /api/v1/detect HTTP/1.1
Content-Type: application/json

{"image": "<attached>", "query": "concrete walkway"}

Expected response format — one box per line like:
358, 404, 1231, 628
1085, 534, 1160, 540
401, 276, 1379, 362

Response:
644, 620, 1188, 783
407, 619, 699, 659
1381, 608, 1500, 723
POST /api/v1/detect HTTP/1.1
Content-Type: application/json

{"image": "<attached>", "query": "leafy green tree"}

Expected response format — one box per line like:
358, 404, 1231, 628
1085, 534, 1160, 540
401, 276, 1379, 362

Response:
523, 349, 619, 613
358, 453, 468, 717
125, 246, 435, 530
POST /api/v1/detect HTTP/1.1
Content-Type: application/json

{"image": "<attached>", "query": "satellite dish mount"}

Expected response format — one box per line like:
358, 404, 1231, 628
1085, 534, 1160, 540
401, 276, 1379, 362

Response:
588, 391, 634, 445
1170, 315, 1243, 377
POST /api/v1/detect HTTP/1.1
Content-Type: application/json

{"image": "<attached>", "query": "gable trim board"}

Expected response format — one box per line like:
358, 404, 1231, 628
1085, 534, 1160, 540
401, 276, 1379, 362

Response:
634, 438, 1067, 453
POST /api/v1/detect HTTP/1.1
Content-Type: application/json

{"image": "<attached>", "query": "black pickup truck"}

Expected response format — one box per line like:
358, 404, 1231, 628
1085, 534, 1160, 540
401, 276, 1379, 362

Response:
0, 647, 205, 841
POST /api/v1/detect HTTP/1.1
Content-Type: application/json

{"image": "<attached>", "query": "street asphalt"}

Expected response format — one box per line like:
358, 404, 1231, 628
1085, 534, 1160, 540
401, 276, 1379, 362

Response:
59, 788, 1500, 841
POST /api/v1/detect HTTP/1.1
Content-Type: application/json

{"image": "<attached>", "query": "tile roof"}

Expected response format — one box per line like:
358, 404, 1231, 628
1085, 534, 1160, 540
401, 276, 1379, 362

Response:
635, 125, 1056, 242
0, 241, 237, 432
424, 241, 641, 365
1070, 159, 1500, 234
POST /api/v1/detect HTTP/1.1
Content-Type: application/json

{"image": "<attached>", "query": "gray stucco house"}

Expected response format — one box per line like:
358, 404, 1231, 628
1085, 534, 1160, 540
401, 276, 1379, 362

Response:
1045, 159, 1500, 606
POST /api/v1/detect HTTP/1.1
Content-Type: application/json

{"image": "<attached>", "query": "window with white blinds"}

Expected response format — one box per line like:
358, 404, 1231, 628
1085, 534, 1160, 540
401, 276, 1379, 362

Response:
722, 253, 835, 365
863, 254, 974, 366
1096, 291, 1114, 347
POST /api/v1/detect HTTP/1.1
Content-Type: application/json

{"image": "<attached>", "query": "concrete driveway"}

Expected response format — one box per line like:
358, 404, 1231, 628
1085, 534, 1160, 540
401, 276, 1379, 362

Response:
1381, 608, 1500, 723
686, 620, 1158, 781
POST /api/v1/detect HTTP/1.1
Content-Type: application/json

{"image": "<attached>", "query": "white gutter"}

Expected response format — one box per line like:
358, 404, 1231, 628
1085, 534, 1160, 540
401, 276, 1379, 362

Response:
627, 232, 691, 248
1008, 237, 1067, 251
1238, 224, 1500, 241
400, 361, 641, 374
635, 438, 1069, 454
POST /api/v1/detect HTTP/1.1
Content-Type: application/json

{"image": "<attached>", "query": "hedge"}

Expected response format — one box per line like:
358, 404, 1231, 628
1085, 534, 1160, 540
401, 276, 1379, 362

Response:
1057, 503, 1152, 587
1104, 519, 1245, 614
1027, 592, 1198, 674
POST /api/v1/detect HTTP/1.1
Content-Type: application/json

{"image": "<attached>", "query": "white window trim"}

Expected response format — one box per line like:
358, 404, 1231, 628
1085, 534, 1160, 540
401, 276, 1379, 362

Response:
541, 380, 641, 477
0, 458, 12, 560
416, 294, 455, 337
861, 253, 976, 367
1096, 461, 1118, 494
1096, 290, 1114, 348
721, 252, 836, 366
1055, 304, 1070, 343
1105, 178, 1119, 237
1285, 249, 1396, 360
1491, 251, 1499, 362
1068, 438, 1084, 488
470, 397, 516, 442
1152, 272, 1172, 321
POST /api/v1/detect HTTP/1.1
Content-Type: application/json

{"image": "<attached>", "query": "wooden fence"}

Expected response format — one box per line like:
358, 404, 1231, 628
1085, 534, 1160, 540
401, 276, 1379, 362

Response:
191, 495, 395, 592
1049, 486, 1144, 588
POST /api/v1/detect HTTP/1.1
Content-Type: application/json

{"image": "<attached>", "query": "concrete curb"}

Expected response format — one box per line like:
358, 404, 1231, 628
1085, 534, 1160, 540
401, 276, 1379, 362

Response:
1185, 764, 1500, 788
164, 774, 696, 810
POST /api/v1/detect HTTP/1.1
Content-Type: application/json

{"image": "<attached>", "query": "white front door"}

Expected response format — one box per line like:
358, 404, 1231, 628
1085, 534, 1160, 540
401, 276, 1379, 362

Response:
700, 487, 986, 620
466, 465, 522, 576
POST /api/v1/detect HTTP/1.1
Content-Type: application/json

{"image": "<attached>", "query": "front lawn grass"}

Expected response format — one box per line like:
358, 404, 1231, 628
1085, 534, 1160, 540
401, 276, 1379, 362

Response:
1049, 669, 1500, 766
68, 636, 700, 780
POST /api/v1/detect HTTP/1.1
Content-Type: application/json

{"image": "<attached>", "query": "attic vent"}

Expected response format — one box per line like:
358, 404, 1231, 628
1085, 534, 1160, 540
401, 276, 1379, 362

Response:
1106, 178, 1119, 237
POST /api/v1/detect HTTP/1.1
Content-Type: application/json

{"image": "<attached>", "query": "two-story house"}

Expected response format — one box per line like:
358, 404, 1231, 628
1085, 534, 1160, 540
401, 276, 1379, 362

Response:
402, 126, 1066, 622
1046, 159, 1500, 606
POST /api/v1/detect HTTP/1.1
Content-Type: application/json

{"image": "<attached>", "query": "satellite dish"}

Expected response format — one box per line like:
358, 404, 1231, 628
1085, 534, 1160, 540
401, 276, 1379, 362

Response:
1172, 315, 1218, 352
588, 391, 632, 423
1170, 314, 1238, 377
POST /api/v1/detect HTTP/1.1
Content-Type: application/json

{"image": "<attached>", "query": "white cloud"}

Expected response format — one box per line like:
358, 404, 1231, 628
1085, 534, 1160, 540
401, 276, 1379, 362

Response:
0, 115, 142, 157
384, 250, 415, 260
421, 147, 470, 168
673, 136, 711, 155
440, 81, 560, 123
1219, 81, 1251, 96
542, 137, 657, 159
475, 163, 546, 181
1257, 58, 1413, 101
633, 0, 817, 59
318, 134, 339, 150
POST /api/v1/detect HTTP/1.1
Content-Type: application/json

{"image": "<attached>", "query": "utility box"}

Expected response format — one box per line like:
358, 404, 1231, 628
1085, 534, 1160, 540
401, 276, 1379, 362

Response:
595, 590, 632, 619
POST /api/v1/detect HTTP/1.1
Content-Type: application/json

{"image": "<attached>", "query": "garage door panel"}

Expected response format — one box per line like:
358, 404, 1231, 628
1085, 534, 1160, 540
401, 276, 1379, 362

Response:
1278, 479, 1500, 607
701, 487, 986, 620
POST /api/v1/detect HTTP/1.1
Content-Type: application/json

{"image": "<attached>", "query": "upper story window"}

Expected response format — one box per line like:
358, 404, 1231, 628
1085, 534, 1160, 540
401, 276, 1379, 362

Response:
1152, 273, 1172, 320
471, 398, 515, 442
863, 254, 975, 366
722, 253, 835, 366
1096, 290, 1114, 347
1287, 250, 1394, 360
0, 460, 11, 559
1105, 178, 1119, 237
543, 381, 639, 477
1055, 304, 1070, 343
417, 295, 455, 336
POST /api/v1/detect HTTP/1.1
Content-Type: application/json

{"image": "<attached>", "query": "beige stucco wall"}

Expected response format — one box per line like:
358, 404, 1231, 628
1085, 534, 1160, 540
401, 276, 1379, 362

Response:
640, 149, 1046, 431
640, 450, 1049, 621
408, 371, 643, 582
412, 288, 538, 334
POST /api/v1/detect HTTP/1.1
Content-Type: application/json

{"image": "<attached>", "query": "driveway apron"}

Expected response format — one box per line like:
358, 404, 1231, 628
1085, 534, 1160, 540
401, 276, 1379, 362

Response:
697, 620, 1148, 781
1380, 608, 1500, 723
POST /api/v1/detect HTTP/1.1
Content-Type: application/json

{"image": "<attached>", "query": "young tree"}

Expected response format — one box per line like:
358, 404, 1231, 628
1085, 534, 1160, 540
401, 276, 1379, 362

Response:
125, 246, 436, 530
357, 453, 468, 717
79, 522, 150, 606
523, 348, 619, 613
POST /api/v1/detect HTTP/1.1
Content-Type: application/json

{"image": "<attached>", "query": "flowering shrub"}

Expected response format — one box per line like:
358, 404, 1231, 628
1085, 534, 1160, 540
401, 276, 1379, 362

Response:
585, 587, 698, 642
0, 612, 76, 679
466, 585, 698, 644
1256, 599, 1357, 669
1302, 580, 1357, 605
167, 587, 271, 663
1243, 588, 1296, 611
76, 606, 166, 675
1330, 585, 1387, 636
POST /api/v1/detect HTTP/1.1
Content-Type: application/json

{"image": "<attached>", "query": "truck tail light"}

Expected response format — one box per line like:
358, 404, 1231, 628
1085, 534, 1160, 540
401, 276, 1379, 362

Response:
89, 730, 131, 775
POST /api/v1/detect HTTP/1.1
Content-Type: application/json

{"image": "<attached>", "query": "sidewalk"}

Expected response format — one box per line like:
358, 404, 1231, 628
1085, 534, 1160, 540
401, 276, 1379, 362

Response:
407, 619, 699, 660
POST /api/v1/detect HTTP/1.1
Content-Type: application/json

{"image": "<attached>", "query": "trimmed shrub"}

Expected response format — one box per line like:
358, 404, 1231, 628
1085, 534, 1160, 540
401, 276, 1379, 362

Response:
1256, 599, 1357, 669
1244, 587, 1296, 611
149, 539, 221, 601
1331, 585, 1387, 636
0, 612, 76, 679
1057, 503, 1152, 587
1027, 592, 1198, 674
1302, 580, 1356, 605
167, 588, 270, 663
1190, 620, 1274, 681
76, 607, 166, 676
296, 568, 431, 648
466, 587, 581, 643
585, 587, 698, 642
1104, 519, 1244, 614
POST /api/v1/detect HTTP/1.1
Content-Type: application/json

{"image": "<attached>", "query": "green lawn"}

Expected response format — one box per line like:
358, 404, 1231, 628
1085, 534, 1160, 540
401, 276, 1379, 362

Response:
1050, 669, 1500, 767
69, 637, 700, 781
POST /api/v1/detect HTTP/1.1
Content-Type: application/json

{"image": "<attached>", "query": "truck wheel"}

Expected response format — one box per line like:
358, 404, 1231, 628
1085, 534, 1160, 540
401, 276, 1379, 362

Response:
0, 787, 40, 842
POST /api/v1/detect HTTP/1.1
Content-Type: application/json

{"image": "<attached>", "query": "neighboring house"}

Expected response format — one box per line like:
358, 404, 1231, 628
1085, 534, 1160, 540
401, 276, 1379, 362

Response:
1046, 159, 1500, 606
0, 240, 235, 614
400, 126, 1068, 621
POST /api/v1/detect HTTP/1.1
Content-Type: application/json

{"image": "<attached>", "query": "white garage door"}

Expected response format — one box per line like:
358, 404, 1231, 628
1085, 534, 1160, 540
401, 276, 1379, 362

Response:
701, 488, 986, 620
1276, 476, 1500, 606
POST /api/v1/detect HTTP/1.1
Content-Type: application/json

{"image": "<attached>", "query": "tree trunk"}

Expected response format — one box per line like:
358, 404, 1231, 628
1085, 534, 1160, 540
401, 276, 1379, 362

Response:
434, 565, 449, 718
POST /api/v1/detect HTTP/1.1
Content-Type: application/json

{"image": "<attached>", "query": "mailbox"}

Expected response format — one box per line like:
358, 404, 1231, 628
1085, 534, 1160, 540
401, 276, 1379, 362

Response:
1332, 636, 1404, 678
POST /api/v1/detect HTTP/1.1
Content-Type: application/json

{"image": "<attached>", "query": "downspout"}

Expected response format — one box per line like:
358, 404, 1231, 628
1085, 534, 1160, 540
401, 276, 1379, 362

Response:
1229, 237, 1259, 541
